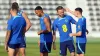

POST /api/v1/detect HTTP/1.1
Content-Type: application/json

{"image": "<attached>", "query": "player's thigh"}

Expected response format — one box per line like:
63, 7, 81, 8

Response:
8, 45, 16, 56
70, 52, 75, 56
60, 41, 67, 55
67, 40, 75, 53
79, 54, 84, 56
19, 48, 26, 55
15, 48, 20, 56
76, 54, 80, 56
40, 53, 43, 56
19, 43, 26, 55
38, 40, 40, 47
76, 43, 86, 54
46, 42, 52, 52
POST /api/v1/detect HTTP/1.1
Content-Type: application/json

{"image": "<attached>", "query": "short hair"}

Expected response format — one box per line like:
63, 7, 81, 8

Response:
11, 2, 19, 12
35, 6, 43, 10
75, 7, 83, 14
56, 6, 64, 11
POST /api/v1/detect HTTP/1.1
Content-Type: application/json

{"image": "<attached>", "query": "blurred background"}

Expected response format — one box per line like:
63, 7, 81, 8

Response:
0, 0, 100, 56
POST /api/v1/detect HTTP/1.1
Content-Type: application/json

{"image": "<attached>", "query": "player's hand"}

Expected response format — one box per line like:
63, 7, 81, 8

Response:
64, 8, 70, 12
86, 29, 89, 34
37, 31, 41, 35
5, 44, 8, 52
52, 42, 56, 50
38, 40, 40, 47
37, 31, 43, 35
69, 33, 73, 37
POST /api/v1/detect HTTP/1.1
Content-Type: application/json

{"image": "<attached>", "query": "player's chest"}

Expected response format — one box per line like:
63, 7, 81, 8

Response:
57, 19, 70, 27
40, 19, 45, 25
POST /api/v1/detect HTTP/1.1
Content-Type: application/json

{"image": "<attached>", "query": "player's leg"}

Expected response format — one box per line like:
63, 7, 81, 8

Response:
19, 42, 26, 56
40, 43, 45, 56
76, 43, 86, 56
40, 53, 43, 56
70, 52, 75, 56
38, 40, 40, 47
8, 47, 15, 56
76, 54, 80, 56
40, 42, 52, 56
79, 54, 84, 56
8, 44, 17, 56
44, 42, 52, 56
19, 48, 26, 56
67, 40, 75, 56
15, 48, 20, 56
60, 41, 67, 56
40, 53, 48, 56
43, 52, 48, 56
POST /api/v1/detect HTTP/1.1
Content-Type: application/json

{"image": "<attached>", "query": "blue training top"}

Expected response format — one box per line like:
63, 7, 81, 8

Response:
52, 15, 76, 42
40, 14, 53, 43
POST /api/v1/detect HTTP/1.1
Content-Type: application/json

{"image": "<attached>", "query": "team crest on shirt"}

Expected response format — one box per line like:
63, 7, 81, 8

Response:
58, 23, 60, 24
65, 19, 68, 22
78, 25, 80, 29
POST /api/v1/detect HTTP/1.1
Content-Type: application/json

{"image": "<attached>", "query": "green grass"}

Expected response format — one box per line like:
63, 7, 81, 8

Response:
0, 38, 100, 56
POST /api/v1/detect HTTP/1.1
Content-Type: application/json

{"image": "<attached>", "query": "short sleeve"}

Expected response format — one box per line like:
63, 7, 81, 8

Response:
69, 16, 76, 24
7, 20, 12, 30
77, 22, 82, 32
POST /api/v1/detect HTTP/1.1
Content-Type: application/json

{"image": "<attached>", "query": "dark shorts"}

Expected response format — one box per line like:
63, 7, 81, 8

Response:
40, 42, 52, 53
60, 40, 75, 55
8, 42, 26, 49
76, 43, 86, 54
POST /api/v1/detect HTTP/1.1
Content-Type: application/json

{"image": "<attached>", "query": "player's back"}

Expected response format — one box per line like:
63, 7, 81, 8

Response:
40, 14, 52, 43
8, 16, 26, 44
10, 9, 23, 18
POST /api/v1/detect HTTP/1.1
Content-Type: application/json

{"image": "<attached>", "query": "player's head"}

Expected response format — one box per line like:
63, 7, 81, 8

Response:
74, 7, 83, 17
56, 6, 65, 17
35, 6, 43, 17
10, 2, 19, 14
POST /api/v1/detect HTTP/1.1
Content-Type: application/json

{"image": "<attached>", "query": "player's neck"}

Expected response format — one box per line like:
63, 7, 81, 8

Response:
12, 13, 17, 17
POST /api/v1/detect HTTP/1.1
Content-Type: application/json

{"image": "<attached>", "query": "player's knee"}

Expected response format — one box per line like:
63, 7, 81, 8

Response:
71, 52, 75, 56
20, 51, 25, 56
15, 54, 19, 56
21, 54, 25, 56
79, 54, 84, 56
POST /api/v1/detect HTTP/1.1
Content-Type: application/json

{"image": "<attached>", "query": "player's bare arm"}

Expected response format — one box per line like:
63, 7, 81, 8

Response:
52, 30, 56, 50
65, 8, 89, 34
37, 17, 51, 35
22, 27, 26, 37
22, 12, 32, 32
5, 30, 11, 52
65, 8, 76, 15
69, 31, 82, 37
